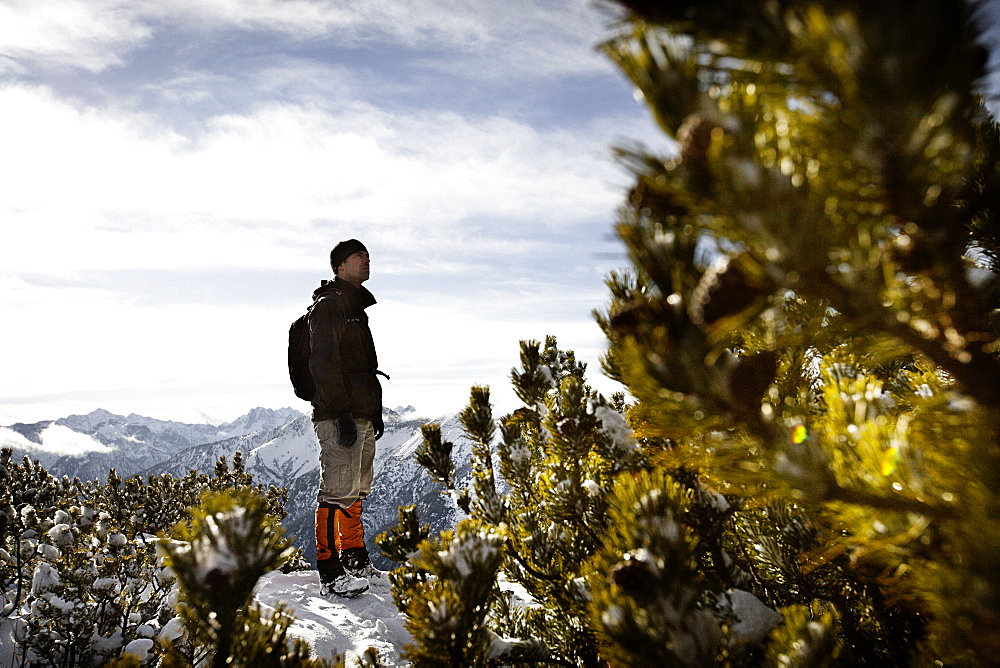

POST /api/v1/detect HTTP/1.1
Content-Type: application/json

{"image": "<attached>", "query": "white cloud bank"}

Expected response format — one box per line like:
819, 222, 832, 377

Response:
0, 0, 619, 77
0, 83, 629, 276
0, 424, 113, 456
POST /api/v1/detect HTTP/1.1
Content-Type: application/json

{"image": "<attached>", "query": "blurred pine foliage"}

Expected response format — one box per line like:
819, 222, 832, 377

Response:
387, 1, 1000, 665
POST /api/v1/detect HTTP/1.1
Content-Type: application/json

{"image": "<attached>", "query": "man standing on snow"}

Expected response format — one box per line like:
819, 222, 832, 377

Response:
308, 238, 387, 598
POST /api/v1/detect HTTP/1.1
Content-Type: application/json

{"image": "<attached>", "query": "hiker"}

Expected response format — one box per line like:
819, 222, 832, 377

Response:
308, 239, 387, 598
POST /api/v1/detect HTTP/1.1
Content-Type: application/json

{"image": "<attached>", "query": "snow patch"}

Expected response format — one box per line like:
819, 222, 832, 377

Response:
253, 570, 411, 665
123, 638, 154, 661
717, 589, 782, 646
594, 406, 638, 454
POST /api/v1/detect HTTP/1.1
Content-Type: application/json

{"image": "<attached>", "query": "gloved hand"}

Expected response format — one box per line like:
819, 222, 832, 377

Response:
336, 413, 358, 447
373, 414, 385, 441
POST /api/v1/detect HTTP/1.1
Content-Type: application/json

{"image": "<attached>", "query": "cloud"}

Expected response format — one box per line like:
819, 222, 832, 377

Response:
0, 0, 152, 73
0, 424, 113, 456
1, 0, 620, 79
1, 275, 289, 390
0, 81, 632, 277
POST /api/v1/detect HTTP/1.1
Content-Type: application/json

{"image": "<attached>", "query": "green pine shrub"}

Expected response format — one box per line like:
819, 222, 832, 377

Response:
154, 487, 333, 668
596, 0, 1000, 664
0, 449, 310, 666
384, 1, 1000, 665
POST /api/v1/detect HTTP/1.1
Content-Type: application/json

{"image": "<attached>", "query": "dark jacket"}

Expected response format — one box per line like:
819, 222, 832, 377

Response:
308, 277, 382, 423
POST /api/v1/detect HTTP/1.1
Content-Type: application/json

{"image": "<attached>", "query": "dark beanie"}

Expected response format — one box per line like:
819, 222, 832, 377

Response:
330, 239, 368, 272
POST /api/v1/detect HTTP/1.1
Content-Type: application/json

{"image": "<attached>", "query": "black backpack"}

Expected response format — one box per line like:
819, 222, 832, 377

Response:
288, 307, 315, 401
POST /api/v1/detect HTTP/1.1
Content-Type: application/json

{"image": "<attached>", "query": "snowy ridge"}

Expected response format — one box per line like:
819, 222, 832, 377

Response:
138, 410, 476, 566
365, 414, 469, 566
0, 407, 304, 479
244, 417, 318, 482
144, 415, 318, 482
1, 406, 481, 567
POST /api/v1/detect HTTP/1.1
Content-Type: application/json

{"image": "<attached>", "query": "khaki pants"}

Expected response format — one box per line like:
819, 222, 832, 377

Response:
313, 417, 375, 508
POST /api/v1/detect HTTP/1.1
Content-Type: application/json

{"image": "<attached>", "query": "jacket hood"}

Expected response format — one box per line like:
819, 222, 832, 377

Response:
312, 277, 377, 309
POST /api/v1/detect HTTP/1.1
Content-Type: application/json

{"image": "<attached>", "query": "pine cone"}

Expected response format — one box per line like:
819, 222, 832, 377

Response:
727, 351, 779, 412
689, 253, 773, 331
678, 114, 719, 166
557, 418, 578, 436
610, 558, 658, 600
677, 114, 723, 192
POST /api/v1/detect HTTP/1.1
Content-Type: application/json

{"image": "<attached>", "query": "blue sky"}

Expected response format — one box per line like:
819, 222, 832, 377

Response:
0, 0, 668, 425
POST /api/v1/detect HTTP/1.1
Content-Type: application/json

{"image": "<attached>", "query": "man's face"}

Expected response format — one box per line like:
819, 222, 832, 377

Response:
338, 251, 370, 285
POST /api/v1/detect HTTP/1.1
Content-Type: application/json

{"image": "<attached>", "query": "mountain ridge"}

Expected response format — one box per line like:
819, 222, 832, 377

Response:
1, 405, 478, 567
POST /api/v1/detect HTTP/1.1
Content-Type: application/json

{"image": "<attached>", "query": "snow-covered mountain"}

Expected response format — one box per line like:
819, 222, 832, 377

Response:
142, 407, 477, 567
0, 406, 477, 568
0, 406, 302, 479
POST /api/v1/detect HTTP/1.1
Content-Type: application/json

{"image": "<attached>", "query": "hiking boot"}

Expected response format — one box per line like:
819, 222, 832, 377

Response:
348, 561, 390, 581
320, 572, 370, 598
341, 546, 390, 581
317, 555, 369, 598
